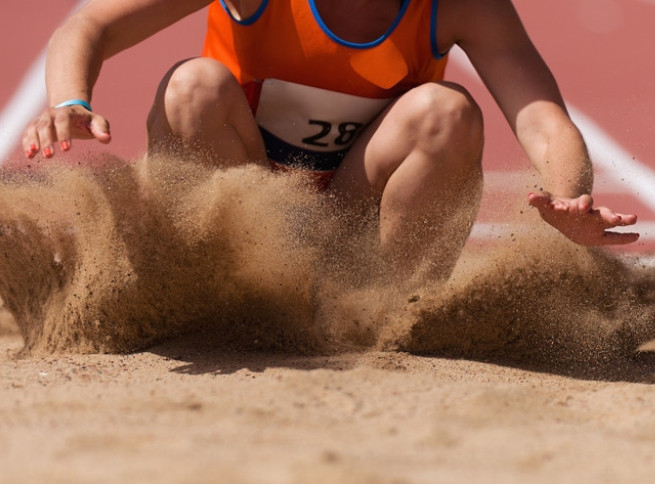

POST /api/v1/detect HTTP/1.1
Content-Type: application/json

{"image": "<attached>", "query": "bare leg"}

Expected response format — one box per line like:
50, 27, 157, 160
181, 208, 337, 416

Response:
330, 82, 484, 282
146, 57, 266, 167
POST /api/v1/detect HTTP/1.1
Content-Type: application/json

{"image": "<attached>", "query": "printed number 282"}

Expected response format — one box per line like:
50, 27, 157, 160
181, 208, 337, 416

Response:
302, 120, 363, 147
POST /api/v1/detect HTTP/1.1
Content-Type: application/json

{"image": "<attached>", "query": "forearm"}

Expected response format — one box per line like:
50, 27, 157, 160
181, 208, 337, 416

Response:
44, 0, 213, 107
45, 15, 107, 106
25, 0, 213, 157
517, 102, 593, 198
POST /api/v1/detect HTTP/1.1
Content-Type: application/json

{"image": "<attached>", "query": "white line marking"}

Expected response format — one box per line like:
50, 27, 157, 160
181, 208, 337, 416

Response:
0, 51, 47, 162
449, 47, 655, 213
568, 107, 655, 212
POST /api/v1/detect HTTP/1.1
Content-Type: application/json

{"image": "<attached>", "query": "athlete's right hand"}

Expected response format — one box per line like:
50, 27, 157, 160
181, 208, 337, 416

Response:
22, 104, 111, 158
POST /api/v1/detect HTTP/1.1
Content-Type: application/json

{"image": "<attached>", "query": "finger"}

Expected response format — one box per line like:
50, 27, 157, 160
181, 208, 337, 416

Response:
21, 121, 41, 158
551, 198, 570, 211
595, 206, 640, 227
591, 207, 620, 227
53, 109, 72, 152
575, 194, 593, 213
529, 193, 571, 214
615, 213, 638, 226
600, 212, 638, 228
527, 192, 552, 209
600, 231, 640, 245
35, 112, 57, 158
87, 115, 112, 144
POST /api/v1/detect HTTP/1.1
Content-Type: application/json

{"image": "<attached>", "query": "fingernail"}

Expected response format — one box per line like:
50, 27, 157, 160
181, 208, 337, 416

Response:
60, 140, 70, 151
43, 147, 53, 158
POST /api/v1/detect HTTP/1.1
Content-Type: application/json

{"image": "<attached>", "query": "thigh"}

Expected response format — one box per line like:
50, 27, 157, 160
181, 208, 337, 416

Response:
329, 81, 482, 200
147, 57, 267, 166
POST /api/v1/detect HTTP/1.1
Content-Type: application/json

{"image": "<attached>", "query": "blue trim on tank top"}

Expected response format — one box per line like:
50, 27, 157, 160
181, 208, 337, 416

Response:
219, 0, 269, 25
431, 0, 448, 60
308, 0, 411, 49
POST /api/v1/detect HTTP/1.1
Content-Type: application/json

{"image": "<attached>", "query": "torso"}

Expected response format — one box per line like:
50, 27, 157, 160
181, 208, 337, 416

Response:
204, 0, 450, 174
312, 0, 403, 43
224, 0, 404, 43
222, 0, 463, 55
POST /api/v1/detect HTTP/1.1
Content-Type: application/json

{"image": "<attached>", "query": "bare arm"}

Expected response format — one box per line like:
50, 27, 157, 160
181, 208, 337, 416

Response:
438, 0, 638, 245
23, 0, 212, 158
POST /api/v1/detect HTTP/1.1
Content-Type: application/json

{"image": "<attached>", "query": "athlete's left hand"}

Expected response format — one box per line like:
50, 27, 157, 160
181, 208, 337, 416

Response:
528, 192, 639, 246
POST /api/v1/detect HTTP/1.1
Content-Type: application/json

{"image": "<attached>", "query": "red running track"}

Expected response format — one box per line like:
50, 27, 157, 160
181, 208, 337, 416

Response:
1, 1, 654, 251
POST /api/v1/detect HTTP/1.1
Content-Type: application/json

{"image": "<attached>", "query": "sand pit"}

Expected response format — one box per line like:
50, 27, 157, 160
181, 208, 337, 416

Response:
2, 155, 655, 482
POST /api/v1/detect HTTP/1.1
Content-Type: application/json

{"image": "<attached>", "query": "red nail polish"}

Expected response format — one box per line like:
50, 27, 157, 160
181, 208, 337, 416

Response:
61, 140, 70, 151
43, 147, 53, 158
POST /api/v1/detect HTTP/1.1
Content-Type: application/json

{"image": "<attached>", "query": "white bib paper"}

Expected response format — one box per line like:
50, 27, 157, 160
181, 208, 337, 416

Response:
255, 79, 393, 153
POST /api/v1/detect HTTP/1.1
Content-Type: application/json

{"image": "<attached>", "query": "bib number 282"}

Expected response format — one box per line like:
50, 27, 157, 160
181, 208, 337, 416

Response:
302, 120, 364, 148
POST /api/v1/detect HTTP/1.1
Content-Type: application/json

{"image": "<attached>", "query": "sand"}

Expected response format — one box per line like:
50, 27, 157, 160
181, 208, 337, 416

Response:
2, 154, 655, 483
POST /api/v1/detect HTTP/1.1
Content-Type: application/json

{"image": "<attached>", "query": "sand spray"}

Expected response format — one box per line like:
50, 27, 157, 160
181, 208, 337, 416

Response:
0, 153, 653, 371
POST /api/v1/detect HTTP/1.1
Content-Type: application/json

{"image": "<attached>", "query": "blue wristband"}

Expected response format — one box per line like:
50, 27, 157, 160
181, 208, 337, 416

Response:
54, 99, 92, 112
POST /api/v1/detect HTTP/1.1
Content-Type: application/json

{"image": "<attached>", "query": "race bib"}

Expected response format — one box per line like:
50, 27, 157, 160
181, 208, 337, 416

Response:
255, 79, 393, 170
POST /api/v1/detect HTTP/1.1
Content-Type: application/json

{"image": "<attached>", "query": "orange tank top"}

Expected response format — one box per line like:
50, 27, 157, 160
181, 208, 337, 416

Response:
202, 0, 449, 98
202, 0, 449, 179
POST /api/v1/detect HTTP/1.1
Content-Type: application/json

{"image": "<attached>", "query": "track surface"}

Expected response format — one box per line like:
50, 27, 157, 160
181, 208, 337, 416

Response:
1, 0, 654, 250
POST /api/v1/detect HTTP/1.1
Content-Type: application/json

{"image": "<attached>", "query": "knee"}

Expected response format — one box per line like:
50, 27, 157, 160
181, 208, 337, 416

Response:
148, 57, 239, 132
163, 57, 238, 113
406, 83, 483, 162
